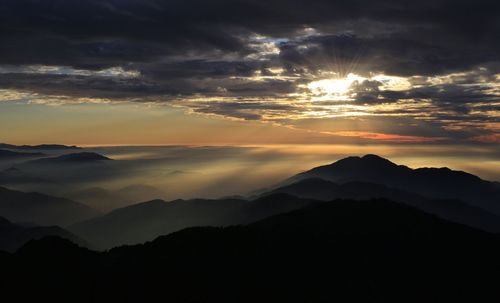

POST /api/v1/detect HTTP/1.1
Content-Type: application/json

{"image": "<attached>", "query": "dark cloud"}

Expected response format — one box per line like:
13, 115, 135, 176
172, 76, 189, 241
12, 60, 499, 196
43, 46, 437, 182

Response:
0, 0, 498, 72
0, 0, 498, 142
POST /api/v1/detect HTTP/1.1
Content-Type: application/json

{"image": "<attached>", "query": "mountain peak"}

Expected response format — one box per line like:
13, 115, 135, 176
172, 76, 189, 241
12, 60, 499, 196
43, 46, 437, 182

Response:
362, 154, 390, 161
329, 154, 400, 170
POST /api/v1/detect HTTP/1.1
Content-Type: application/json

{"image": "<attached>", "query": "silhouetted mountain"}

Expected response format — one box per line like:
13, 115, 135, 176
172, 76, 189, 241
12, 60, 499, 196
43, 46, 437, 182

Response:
0, 149, 45, 159
0, 143, 81, 150
264, 178, 500, 233
0, 186, 100, 226
26, 152, 112, 164
68, 185, 168, 212
1, 152, 115, 185
0, 216, 86, 252
115, 184, 166, 202
70, 194, 313, 249
3, 199, 500, 302
70, 153, 500, 249
287, 154, 500, 214
69, 187, 121, 211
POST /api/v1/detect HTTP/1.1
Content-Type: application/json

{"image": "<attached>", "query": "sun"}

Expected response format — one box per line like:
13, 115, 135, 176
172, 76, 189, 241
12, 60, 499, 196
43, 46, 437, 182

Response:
307, 73, 365, 101
308, 78, 351, 95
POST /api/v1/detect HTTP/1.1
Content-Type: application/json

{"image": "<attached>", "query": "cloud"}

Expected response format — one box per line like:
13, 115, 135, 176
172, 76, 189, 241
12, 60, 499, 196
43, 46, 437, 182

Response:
0, 0, 498, 142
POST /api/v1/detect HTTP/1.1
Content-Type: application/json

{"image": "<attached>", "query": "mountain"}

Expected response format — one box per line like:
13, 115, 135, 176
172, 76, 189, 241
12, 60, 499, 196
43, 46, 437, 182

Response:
264, 178, 500, 233
114, 184, 167, 202
70, 154, 500, 249
69, 194, 313, 250
0, 216, 86, 252
0, 143, 81, 150
1, 152, 115, 185
69, 185, 168, 212
26, 152, 112, 164
0, 149, 45, 159
287, 154, 500, 214
68, 187, 121, 211
4, 199, 500, 302
0, 186, 100, 226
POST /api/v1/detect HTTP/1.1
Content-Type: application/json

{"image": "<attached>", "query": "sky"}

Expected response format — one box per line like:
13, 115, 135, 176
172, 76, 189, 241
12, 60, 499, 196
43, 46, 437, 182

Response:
0, 0, 499, 146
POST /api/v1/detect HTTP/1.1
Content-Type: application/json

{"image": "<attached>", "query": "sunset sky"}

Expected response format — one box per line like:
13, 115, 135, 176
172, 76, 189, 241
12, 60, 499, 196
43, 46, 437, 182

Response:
0, 0, 499, 146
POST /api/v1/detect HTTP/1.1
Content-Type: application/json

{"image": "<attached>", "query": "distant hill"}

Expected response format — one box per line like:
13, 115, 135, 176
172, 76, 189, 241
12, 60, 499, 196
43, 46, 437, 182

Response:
0, 152, 115, 185
0, 143, 81, 150
26, 152, 112, 164
263, 178, 500, 233
4, 199, 500, 302
69, 184, 167, 212
0, 186, 100, 226
0, 216, 86, 252
69, 194, 313, 249
286, 154, 500, 214
0, 149, 45, 159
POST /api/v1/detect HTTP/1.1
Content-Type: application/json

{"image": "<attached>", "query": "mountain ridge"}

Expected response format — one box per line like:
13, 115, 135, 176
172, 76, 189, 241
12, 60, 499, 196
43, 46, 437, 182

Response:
0, 186, 100, 226
286, 154, 500, 214
0, 143, 81, 151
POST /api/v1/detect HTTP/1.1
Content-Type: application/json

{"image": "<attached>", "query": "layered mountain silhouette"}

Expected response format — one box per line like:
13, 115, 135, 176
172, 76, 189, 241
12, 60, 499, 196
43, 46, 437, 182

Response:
286, 154, 500, 214
3, 199, 500, 302
68, 155, 500, 249
69, 184, 167, 212
69, 194, 312, 249
264, 178, 500, 233
0, 216, 85, 252
0, 186, 99, 226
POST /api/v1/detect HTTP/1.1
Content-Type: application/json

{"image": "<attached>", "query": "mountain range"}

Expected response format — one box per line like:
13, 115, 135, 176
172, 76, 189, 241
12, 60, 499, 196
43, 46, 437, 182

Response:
286, 154, 500, 214
1, 154, 500, 251
1, 153, 500, 301
68, 184, 168, 212
69, 194, 313, 249
0, 143, 81, 151
0, 186, 99, 226
265, 178, 500, 233
2, 198, 500, 302
67, 155, 500, 249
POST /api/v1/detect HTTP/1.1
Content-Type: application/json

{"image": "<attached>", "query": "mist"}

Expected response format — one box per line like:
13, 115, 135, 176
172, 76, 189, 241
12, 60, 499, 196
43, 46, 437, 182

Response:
0, 144, 498, 212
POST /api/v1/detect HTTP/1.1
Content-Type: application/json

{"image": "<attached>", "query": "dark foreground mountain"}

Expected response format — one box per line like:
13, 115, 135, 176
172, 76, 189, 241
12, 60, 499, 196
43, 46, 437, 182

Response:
0, 216, 85, 252
2, 199, 500, 303
264, 178, 500, 233
287, 154, 500, 214
70, 194, 313, 249
0, 186, 99, 226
